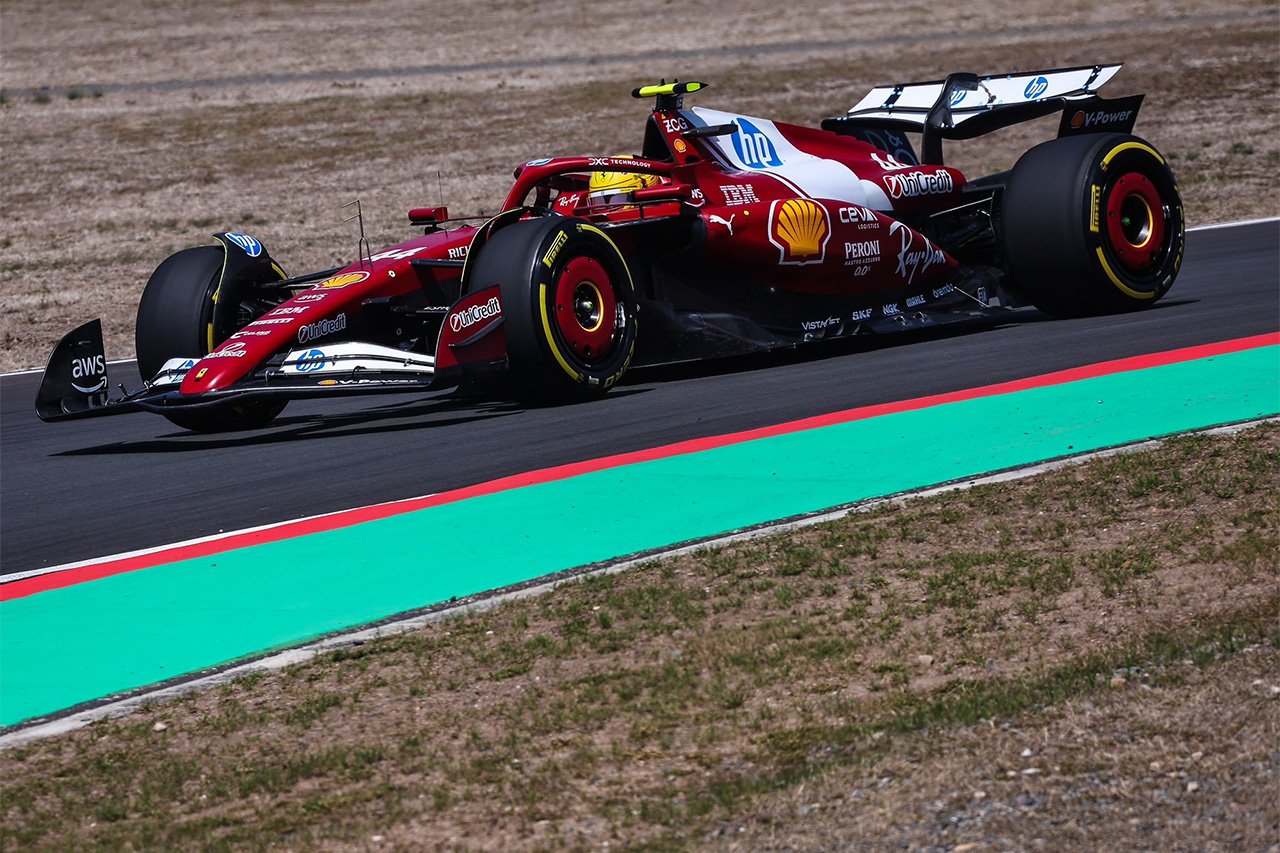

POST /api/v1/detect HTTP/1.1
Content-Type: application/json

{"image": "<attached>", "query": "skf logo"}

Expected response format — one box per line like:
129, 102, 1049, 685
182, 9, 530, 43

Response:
318, 271, 370, 289
1024, 76, 1049, 99
768, 199, 830, 266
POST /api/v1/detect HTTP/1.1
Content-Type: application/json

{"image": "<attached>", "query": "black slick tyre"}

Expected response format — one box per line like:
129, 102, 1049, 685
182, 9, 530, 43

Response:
1002, 133, 1184, 316
467, 216, 638, 403
135, 245, 286, 432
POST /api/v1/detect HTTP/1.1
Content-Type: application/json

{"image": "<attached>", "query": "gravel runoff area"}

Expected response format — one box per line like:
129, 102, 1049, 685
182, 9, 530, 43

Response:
1, 424, 1276, 848
1, 1, 1277, 849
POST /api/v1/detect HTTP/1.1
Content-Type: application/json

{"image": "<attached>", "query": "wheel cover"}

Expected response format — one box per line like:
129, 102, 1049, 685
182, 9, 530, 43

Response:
552, 255, 618, 362
1105, 172, 1166, 273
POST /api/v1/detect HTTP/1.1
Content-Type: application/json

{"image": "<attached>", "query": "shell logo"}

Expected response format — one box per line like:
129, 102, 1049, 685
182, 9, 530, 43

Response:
1070, 111, 1086, 129
318, 271, 370, 289
768, 198, 830, 266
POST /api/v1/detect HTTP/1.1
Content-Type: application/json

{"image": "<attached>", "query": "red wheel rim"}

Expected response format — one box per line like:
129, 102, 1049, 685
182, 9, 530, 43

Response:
1105, 172, 1166, 273
552, 255, 618, 362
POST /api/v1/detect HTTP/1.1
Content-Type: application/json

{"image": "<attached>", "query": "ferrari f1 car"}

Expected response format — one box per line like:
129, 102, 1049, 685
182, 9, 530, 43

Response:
37, 65, 1183, 432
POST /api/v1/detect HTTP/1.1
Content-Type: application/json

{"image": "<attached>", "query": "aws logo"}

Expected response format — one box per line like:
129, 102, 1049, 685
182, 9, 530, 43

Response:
70, 354, 106, 394
768, 198, 830, 266
731, 119, 782, 169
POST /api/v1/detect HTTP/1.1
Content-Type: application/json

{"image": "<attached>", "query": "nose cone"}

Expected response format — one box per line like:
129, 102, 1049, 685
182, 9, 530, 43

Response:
179, 339, 261, 393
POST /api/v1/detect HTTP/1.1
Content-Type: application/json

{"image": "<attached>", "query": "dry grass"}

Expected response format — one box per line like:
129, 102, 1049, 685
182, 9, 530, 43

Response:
1, 0, 1277, 372
1, 3, 1277, 848
2, 424, 1276, 849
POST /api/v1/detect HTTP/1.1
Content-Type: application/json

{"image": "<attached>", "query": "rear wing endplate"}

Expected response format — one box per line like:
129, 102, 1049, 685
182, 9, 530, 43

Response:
824, 64, 1137, 164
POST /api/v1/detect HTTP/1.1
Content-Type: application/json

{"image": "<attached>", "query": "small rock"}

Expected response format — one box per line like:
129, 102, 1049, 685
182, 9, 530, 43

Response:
955, 844, 980, 852
1110, 674, 1127, 688
1022, 768, 1041, 775
972, 790, 986, 800
1149, 761, 1163, 772
917, 654, 935, 667
152, 721, 168, 732
1186, 781, 1199, 794
371, 836, 383, 843
1021, 748, 1034, 758
1269, 686, 1280, 699
1190, 751, 1203, 762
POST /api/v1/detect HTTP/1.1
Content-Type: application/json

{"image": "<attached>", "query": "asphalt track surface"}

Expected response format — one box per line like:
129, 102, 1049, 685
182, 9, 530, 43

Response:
2, 220, 1276, 577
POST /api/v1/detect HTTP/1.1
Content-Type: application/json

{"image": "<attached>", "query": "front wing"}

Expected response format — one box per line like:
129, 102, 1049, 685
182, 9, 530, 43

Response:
35, 320, 449, 423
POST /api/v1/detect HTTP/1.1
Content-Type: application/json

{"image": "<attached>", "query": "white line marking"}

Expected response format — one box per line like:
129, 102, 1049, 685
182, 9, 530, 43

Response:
1, 493, 440, 584
1, 417, 1273, 748
0, 217, 1276, 381
3, 357, 137, 379
1187, 216, 1280, 232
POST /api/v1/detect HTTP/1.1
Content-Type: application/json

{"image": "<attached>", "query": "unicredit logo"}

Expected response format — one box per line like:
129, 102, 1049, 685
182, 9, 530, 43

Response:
449, 297, 501, 332
885, 170, 954, 199
297, 314, 347, 344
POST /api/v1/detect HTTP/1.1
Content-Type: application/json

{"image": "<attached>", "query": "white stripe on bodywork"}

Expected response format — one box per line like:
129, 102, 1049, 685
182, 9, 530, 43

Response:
690, 107, 892, 210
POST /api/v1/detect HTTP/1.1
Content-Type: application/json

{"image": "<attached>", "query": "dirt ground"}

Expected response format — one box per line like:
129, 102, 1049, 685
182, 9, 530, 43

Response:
2, 425, 1277, 849
1, 0, 1277, 373
1, 2, 1278, 849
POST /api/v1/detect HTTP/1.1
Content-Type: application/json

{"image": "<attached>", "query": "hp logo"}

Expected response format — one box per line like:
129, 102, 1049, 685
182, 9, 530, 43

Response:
732, 119, 782, 169
224, 232, 262, 257
295, 349, 328, 372
1023, 76, 1049, 100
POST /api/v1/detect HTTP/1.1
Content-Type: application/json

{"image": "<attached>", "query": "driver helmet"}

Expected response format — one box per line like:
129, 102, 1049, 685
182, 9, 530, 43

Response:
587, 156, 659, 208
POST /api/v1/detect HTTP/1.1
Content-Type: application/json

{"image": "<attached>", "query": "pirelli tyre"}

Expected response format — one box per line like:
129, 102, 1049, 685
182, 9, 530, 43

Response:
1002, 132, 1184, 316
135, 242, 287, 432
468, 216, 638, 403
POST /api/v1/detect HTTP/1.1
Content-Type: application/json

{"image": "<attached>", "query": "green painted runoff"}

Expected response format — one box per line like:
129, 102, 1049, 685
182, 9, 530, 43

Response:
2, 345, 1277, 726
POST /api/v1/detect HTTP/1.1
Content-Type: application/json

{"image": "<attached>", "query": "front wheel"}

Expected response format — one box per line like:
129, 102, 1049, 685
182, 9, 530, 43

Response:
135, 243, 287, 431
467, 217, 638, 402
1002, 133, 1184, 316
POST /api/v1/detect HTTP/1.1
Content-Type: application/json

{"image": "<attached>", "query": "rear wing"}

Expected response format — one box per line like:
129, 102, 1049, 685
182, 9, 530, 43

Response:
823, 64, 1142, 165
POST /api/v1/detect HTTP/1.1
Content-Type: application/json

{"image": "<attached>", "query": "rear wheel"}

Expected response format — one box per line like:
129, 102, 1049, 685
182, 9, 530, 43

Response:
466, 217, 637, 402
1002, 133, 1184, 316
135, 245, 287, 431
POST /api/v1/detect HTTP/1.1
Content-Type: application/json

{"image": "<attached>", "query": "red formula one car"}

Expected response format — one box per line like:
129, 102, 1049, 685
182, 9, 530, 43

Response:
37, 66, 1183, 432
